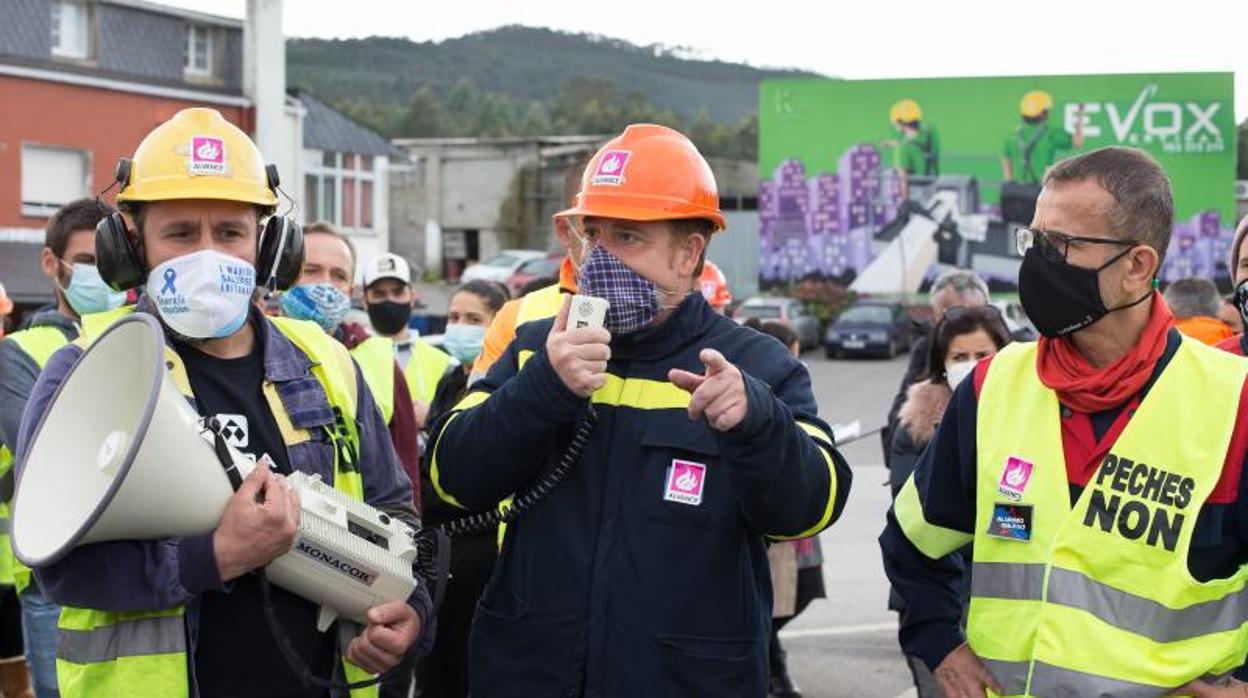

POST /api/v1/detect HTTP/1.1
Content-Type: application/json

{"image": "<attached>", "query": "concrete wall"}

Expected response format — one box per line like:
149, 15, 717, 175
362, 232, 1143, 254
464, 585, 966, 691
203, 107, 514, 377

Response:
388, 160, 428, 275
390, 141, 545, 277
711, 211, 760, 302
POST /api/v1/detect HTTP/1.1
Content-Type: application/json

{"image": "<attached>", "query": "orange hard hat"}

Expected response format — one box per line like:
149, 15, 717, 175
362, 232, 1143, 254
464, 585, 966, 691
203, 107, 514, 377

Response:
556, 124, 725, 232
699, 260, 732, 310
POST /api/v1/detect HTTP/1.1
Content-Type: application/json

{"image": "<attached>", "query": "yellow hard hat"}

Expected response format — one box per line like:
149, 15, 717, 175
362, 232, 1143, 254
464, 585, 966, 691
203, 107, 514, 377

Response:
117, 108, 278, 208
1020, 90, 1054, 118
889, 99, 922, 124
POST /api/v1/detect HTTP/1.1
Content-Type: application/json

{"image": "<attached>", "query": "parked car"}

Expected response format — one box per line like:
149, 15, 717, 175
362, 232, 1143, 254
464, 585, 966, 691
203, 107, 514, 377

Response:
733, 296, 821, 351
461, 249, 546, 283
824, 300, 915, 358
505, 252, 564, 296
991, 299, 1037, 341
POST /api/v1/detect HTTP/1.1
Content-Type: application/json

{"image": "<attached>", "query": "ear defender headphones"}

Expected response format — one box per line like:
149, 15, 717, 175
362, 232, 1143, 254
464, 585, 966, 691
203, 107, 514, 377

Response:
95, 159, 305, 293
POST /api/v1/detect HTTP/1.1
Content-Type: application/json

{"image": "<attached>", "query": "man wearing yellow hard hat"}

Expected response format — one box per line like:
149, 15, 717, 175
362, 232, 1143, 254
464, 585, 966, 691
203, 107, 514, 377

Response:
888, 98, 940, 200
1002, 89, 1085, 184
13, 108, 432, 697
428, 123, 853, 696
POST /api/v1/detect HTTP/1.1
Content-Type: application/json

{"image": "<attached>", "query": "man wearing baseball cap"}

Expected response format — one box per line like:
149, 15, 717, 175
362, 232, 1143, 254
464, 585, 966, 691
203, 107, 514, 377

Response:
359, 253, 454, 431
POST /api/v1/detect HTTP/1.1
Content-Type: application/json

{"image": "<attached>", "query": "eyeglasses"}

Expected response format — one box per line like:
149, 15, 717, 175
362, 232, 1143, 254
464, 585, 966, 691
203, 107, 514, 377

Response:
1014, 226, 1138, 262
944, 304, 1003, 322
932, 273, 984, 294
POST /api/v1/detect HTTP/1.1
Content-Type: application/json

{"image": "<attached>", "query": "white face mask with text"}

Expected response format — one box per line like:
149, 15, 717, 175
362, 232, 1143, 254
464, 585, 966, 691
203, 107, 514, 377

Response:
148, 249, 255, 339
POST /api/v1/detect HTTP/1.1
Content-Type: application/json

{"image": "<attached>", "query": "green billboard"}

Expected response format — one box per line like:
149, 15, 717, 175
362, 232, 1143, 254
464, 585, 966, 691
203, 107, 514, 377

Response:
757, 72, 1237, 289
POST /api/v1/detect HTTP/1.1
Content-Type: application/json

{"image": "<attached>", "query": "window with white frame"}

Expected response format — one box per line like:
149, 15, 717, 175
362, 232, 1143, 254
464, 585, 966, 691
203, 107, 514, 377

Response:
304, 152, 376, 231
184, 23, 213, 77
50, 1, 91, 60
21, 145, 90, 217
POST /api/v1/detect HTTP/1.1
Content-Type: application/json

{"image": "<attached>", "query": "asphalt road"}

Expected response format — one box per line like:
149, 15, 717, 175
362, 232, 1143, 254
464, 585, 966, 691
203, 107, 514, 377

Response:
778, 351, 918, 698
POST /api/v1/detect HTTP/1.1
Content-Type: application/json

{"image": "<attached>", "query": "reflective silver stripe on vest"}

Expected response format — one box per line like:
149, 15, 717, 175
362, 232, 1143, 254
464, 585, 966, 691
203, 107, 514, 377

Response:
1047, 567, 1248, 644
979, 658, 1030, 695
1028, 660, 1168, 697
982, 658, 1223, 697
973, 562, 1248, 644
971, 561, 1046, 601
57, 615, 185, 664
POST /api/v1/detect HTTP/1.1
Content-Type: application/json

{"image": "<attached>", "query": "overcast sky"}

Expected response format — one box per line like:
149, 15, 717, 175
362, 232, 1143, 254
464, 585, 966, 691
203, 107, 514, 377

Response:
166, 0, 1248, 122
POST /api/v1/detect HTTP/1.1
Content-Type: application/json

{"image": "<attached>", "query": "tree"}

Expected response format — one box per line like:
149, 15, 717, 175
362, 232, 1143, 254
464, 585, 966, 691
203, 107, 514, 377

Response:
397, 86, 445, 137
727, 114, 759, 161
475, 92, 517, 137
330, 72, 760, 161
518, 101, 552, 135
444, 79, 481, 136
688, 107, 725, 156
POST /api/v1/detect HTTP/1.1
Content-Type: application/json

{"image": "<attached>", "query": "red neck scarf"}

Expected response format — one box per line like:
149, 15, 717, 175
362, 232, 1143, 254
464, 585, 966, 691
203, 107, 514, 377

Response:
1035, 293, 1173, 413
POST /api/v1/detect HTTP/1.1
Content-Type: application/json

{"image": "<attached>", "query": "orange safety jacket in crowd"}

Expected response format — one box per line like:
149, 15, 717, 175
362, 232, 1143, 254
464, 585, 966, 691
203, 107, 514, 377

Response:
1175, 316, 1235, 346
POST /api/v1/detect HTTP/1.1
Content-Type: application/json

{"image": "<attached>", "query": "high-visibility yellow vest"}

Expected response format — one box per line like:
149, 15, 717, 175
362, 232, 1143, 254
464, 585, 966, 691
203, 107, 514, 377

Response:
904, 339, 1248, 696
0, 325, 72, 592
57, 307, 377, 698
351, 336, 396, 424
514, 282, 566, 327
398, 336, 453, 406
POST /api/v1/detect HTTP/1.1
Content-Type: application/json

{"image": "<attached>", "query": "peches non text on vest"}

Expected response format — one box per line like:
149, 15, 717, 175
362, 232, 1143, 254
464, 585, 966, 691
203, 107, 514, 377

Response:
1084, 453, 1195, 553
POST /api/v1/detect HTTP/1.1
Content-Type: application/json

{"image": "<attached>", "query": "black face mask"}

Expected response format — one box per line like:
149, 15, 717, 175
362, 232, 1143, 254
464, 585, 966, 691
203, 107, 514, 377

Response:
1018, 237, 1148, 338
367, 301, 412, 336
1234, 280, 1248, 328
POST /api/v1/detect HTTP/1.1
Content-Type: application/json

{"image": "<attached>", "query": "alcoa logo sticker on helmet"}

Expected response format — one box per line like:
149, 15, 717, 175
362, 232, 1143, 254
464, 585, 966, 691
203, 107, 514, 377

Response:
189, 135, 227, 176
591, 150, 631, 186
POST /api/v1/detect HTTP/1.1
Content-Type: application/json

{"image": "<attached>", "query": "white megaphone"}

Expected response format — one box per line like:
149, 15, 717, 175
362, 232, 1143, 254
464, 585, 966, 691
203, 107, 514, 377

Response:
13, 313, 419, 630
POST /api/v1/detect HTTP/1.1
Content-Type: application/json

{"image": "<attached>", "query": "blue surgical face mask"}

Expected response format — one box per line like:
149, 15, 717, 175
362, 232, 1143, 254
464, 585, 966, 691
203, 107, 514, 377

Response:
58, 262, 126, 316
280, 283, 352, 332
442, 323, 485, 364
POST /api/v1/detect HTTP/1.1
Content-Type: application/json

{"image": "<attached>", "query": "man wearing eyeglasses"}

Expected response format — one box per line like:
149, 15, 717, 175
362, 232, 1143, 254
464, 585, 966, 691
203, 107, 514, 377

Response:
882, 146, 1248, 697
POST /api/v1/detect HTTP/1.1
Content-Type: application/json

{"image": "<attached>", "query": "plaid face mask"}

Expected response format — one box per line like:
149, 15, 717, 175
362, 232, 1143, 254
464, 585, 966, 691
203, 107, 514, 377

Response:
576, 245, 660, 335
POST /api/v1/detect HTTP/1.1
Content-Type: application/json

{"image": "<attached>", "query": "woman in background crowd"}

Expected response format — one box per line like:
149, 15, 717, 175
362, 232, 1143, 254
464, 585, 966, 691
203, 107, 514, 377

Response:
418, 279, 509, 698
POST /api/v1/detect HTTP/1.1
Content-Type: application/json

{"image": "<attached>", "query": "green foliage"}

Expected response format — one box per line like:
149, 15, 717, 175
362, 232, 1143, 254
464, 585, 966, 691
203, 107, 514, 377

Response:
287, 26, 814, 159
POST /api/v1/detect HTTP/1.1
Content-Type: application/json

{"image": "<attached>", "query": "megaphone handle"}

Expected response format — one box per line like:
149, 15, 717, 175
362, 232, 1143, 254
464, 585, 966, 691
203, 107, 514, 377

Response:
256, 568, 386, 691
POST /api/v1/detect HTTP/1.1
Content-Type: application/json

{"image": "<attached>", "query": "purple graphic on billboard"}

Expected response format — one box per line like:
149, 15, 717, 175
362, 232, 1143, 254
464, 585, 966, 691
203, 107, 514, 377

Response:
759, 149, 1234, 290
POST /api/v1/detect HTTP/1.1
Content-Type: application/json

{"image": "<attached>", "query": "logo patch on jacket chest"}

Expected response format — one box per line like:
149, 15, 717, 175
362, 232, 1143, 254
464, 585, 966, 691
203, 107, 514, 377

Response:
664, 460, 707, 506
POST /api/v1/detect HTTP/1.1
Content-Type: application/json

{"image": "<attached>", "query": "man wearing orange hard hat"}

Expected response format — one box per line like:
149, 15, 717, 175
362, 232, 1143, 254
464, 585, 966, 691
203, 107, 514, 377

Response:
428, 124, 852, 696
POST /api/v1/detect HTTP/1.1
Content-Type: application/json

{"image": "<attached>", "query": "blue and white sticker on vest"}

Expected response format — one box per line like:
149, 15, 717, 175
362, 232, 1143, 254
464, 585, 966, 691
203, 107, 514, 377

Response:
987, 503, 1033, 542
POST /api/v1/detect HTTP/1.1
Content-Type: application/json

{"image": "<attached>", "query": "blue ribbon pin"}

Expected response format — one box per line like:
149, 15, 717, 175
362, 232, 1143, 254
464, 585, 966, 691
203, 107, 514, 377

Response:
161, 268, 177, 295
